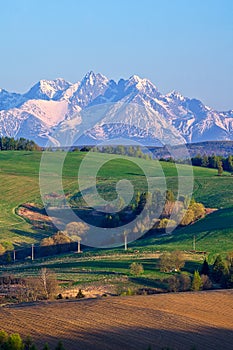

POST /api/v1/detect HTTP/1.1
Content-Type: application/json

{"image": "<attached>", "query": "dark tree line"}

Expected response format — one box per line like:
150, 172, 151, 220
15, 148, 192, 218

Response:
0, 137, 41, 151
91, 145, 151, 160
160, 252, 233, 293
191, 154, 233, 173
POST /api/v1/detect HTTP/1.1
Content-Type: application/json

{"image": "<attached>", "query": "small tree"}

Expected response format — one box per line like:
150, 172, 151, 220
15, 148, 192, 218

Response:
179, 273, 191, 291
200, 258, 210, 276
24, 335, 33, 350
212, 255, 226, 283
159, 251, 185, 273
55, 340, 66, 350
159, 252, 172, 272
129, 262, 144, 276
180, 208, 194, 226
172, 251, 185, 271
192, 271, 202, 291
76, 289, 85, 298
40, 268, 58, 300
43, 343, 50, 350
190, 202, 205, 220
30, 344, 38, 350
0, 330, 8, 345
226, 260, 233, 288
201, 274, 212, 290
7, 333, 24, 350
217, 161, 223, 176
6, 252, 12, 264
167, 275, 180, 292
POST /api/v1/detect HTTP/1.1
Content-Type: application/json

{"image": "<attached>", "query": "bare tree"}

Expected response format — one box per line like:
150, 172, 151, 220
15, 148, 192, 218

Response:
40, 268, 58, 300
24, 277, 43, 301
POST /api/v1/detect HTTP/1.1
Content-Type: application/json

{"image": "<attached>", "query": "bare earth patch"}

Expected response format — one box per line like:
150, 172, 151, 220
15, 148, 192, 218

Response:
0, 290, 232, 350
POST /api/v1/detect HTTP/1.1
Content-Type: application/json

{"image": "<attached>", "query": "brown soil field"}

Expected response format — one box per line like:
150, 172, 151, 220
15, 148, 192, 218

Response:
0, 290, 233, 350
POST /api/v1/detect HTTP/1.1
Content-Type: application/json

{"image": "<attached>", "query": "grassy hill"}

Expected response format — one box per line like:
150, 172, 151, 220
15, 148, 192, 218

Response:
0, 151, 232, 249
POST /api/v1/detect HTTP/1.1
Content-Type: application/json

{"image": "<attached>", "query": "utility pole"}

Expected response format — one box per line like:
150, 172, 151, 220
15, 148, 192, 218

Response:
193, 235, 196, 251
124, 233, 127, 251
31, 244, 34, 261
77, 239, 81, 253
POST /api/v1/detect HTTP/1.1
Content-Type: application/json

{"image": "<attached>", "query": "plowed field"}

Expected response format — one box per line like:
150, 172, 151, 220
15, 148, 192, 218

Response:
0, 290, 233, 350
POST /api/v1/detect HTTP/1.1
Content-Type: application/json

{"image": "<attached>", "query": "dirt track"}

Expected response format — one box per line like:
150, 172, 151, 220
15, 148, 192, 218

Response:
0, 290, 233, 350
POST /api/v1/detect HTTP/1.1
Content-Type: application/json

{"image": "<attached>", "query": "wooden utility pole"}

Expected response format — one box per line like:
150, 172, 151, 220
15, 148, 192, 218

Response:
193, 235, 196, 251
124, 233, 127, 251
31, 244, 34, 261
77, 239, 81, 253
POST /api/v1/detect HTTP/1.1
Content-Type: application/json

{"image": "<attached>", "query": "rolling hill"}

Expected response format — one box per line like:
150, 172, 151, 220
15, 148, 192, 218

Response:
0, 151, 232, 253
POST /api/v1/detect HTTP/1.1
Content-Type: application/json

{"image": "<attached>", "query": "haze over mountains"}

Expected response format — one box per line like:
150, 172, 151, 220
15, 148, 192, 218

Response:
0, 71, 233, 146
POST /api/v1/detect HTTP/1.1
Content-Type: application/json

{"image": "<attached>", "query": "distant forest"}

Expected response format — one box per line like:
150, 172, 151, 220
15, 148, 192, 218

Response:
0, 137, 41, 151
191, 154, 233, 173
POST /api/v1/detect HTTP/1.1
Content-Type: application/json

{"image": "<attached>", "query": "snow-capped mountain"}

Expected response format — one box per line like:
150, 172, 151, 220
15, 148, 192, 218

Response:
0, 71, 232, 146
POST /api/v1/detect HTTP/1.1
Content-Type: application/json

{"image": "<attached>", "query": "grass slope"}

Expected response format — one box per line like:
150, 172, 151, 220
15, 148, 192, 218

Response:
0, 151, 232, 247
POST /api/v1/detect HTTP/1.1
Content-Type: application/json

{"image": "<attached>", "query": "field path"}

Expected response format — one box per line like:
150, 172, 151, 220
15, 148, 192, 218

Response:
0, 290, 233, 349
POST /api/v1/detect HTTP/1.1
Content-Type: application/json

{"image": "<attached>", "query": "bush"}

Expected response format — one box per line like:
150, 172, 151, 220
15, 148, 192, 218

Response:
129, 262, 144, 276
167, 273, 191, 292
201, 274, 212, 290
157, 218, 177, 229
76, 289, 85, 298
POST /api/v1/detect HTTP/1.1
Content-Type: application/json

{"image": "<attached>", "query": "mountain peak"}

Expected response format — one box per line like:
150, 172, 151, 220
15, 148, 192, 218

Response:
24, 78, 71, 100
166, 90, 186, 101
82, 71, 109, 86
0, 72, 233, 145
128, 74, 142, 83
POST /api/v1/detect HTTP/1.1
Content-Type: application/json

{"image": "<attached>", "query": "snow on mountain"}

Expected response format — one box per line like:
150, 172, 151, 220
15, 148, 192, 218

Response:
0, 71, 232, 145
19, 99, 70, 127
24, 78, 72, 101
70, 71, 111, 108
0, 89, 26, 110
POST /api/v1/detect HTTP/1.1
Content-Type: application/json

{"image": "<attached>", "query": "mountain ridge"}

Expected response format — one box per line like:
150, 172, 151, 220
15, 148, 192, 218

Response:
0, 72, 232, 146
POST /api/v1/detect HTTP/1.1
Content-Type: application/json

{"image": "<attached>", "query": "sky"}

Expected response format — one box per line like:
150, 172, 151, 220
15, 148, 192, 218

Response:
0, 0, 232, 110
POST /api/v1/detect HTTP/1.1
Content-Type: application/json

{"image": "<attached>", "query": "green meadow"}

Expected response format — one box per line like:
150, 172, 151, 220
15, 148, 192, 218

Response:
0, 151, 232, 254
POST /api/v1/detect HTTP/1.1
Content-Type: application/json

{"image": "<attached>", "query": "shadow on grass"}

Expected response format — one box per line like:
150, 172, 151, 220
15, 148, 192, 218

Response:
10, 228, 50, 241
129, 276, 167, 289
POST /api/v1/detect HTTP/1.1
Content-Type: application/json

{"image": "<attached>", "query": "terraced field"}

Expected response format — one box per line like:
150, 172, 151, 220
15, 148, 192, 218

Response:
0, 291, 233, 350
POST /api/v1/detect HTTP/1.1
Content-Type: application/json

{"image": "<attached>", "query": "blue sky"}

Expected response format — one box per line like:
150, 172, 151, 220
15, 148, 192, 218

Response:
0, 0, 232, 110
